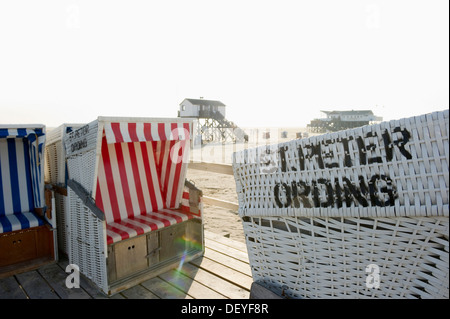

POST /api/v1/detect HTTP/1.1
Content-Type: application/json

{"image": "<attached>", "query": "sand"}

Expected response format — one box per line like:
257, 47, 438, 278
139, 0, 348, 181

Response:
186, 168, 244, 243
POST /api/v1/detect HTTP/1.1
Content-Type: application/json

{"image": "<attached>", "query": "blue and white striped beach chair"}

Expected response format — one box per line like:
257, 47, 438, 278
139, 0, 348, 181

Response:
0, 125, 56, 275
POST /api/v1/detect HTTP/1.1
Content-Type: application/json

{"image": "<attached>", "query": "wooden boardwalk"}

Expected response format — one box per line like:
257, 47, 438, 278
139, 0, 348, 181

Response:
0, 231, 252, 299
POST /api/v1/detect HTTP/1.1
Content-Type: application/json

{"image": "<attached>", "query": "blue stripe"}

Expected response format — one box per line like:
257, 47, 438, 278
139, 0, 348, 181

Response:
15, 212, 30, 230
0, 216, 12, 233
7, 139, 22, 214
0, 129, 8, 138
0, 153, 5, 217
23, 139, 34, 211
17, 128, 28, 138
30, 146, 40, 207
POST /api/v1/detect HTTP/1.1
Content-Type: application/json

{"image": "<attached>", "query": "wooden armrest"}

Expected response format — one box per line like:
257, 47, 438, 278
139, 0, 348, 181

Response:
67, 179, 105, 221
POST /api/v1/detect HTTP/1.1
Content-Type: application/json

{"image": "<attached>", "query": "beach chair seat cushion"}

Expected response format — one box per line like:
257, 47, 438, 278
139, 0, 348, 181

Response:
0, 211, 44, 234
105, 208, 194, 245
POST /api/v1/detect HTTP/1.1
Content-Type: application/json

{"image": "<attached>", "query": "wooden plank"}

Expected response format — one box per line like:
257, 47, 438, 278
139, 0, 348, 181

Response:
0, 257, 55, 279
2, 233, 254, 299
159, 269, 226, 299
0, 276, 27, 299
120, 285, 160, 299
190, 256, 253, 290
38, 263, 92, 299
140, 276, 192, 299
203, 248, 252, 277
250, 282, 283, 299
15, 270, 60, 299
205, 239, 250, 263
188, 162, 234, 175
203, 196, 239, 211
179, 263, 249, 299
205, 230, 248, 253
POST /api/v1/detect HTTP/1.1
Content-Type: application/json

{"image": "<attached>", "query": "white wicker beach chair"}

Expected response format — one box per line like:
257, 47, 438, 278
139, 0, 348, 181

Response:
232, 110, 449, 299
0, 124, 56, 275
45, 124, 84, 256
64, 117, 203, 295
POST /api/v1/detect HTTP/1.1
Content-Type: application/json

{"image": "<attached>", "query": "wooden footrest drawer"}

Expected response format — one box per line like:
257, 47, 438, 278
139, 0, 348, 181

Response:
0, 225, 54, 268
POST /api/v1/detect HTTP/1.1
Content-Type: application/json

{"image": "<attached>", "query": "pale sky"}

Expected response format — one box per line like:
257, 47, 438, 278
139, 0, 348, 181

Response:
0, 0, 448, 128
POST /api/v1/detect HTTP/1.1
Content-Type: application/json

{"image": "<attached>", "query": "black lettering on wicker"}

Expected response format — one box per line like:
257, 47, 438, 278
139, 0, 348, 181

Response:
334, 178, 343, 208
369, 174, 397, 206
291, 181, 312, 208
297, 144, 305, 171
343, 177, 369, 207
304, 143, 324, 169
292, 127, 412, 172
312, 178, 334, 208
273, 174, 397, 209
381, 129, 394, 161
356, 133, 382, 165
70, 138, 88, 153
337, 136, 353, 167
274, 183, 292, 208
321, 139, 339, 169
278, 145, 288, 172
392, 127, 412, 160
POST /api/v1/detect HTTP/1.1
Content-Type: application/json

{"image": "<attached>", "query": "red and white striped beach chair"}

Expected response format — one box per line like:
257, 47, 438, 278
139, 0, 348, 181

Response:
0, 124, 56, 276
64, 117, 203, 295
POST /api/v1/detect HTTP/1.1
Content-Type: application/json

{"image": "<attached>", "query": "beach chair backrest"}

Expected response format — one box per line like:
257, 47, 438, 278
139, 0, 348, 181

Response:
0, 127, 46, 217
94, 121, 191, 224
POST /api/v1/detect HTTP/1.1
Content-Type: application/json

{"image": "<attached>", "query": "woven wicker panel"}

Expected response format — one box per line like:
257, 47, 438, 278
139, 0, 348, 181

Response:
68, 187, 108, 293
233, 110, 449, 299
244, 216, 449, 299
66, 149, 97, 196
44, 142, 58, 184
233, 110, 449, 218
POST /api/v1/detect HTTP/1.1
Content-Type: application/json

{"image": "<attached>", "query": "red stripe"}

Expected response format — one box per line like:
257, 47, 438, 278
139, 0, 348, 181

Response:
158, 141, 168, 207
182, 191, 189, 200
181, 205, 190, 214
151, 141, 164, 199
120, 221, 145, 237
169, 140, 185, 207
171, 122, 179, 140
95, 181, 104, 214
153, 141, 161, 174
158, 123, 166, 141
128, 123, 138, 142
132, 216, 159, 231
146, 215, 171, 227
106, 225, 130, 243
106, 209, 194, 244
139, 142, 159, 211
128, 142, 147, 215
114, 143, 134, 219
162, 140, 175, 208
111, 123, 124, 143
158, 210, 184, 223
183, 122, 190, 140
101, 136, 121, 222
143, 123, 152, 141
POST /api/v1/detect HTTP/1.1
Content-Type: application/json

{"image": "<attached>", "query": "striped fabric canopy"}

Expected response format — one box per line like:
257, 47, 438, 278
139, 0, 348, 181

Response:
95, 121, 191, 227
0, 126, 46, 233
104, 122, 191, 144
